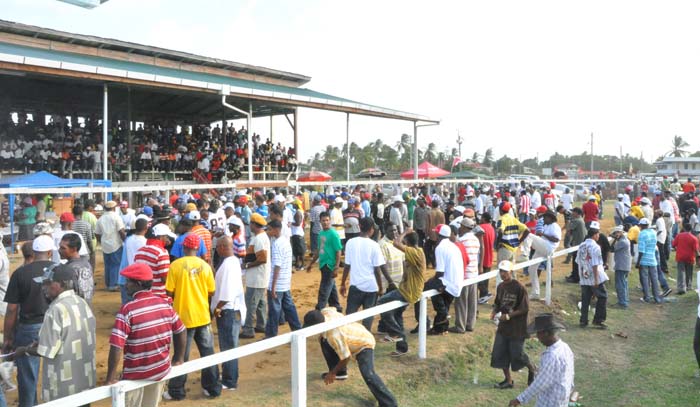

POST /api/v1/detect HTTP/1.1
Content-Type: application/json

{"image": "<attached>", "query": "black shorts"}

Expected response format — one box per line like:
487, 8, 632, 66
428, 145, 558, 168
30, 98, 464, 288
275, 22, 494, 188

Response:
291, 235, 306, 257
490, 332, 530, 371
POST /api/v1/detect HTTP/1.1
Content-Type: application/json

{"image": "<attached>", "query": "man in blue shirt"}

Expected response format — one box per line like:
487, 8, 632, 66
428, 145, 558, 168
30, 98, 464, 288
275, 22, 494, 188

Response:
636, 218, 663, 303
170, 218, 206, 260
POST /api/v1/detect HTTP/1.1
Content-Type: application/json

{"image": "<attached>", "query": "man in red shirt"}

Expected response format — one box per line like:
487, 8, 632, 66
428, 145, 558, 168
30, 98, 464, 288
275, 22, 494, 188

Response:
105, 263, 186, 407
672, 223, 700, 294
683, 178, 697, 194
134, 224, 175, 299
582, 196, 599, 227
477, 213, 496, 303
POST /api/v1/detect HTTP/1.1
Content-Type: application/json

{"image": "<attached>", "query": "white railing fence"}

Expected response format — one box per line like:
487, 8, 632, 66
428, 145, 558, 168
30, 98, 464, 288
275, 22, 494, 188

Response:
37, 244, 580, 407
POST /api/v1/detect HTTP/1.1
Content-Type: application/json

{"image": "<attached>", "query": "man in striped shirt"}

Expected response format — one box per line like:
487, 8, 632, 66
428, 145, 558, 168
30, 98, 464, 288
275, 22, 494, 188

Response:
106, 263, 186, 407
518, 190, 531, 223
134, 224, 175, 300
188, 211, 213, 265
264, 220, 302, 338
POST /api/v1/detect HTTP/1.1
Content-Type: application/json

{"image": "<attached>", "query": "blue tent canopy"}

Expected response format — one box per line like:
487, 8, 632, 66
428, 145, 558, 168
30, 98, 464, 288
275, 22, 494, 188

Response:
0, 171, 112, 188
3, 171, 112, 252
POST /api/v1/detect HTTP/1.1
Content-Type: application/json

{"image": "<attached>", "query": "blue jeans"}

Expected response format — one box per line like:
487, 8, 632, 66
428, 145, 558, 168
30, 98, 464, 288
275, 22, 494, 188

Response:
310, 230, 319, 255
265, 290, 301, 338
614, 270, 629, 307
216, 310, 241, 389
103, 247, 123, 288
639, 265, 662, 303
346, 285, 378, 331
654, 250, 670, 290
316, 265, 342, 312
167, 324, 221, 399
378, 289, 408, 352
15, 323, 41, 407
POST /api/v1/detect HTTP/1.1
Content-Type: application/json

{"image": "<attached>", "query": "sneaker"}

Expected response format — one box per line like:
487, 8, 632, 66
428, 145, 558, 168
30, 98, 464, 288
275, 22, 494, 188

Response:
640, 297, 652, 304
410, 324, 430, 334
390, 350, 409, 357
239, 331, 255, 339
478, 293, 493, 304
427, 328, 448, 336
254, 327, 266, 333
321, 372, 348, 381
162, 390, 178, 401
447, 327, 465, 334
662, 288, 673, 297
376, 330, 388, 336
203, 389, 212, 397
222, 384, 237, 391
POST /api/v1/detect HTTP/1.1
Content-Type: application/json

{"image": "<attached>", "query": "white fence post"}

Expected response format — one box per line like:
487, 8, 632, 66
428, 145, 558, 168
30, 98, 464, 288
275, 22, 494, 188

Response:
545, 255, 552, 306
110, 383, 125, 407
291, 333, 307, 407
418, 295, 428, 359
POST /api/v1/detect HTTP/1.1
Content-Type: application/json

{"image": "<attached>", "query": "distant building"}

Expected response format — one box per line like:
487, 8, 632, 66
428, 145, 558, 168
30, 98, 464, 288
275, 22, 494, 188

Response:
654, 156, 700, 177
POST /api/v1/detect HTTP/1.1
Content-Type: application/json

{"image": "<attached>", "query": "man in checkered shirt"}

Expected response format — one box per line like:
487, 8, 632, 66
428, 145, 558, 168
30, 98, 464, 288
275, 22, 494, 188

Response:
509, 313, 574, 407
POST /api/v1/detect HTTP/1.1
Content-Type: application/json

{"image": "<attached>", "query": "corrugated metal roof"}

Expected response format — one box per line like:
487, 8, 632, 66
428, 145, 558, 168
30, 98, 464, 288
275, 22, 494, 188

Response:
0, 40, 437, 122
0, 19, 311, 85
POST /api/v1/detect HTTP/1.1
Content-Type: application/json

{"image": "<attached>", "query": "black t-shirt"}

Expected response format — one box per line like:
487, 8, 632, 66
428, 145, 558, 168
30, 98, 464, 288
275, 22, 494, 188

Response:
4, 260, 52, 324
493, 279, 529, 339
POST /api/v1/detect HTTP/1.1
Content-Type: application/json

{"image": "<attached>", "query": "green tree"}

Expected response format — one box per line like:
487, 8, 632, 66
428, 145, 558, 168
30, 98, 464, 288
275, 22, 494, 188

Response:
424, 143, 438, 163
669, 135, 690, 157
482, 148, 494, 167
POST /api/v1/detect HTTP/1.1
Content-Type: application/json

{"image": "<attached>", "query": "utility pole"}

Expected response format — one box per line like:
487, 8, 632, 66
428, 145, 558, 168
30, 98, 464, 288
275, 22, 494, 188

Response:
590, 132, 594, 173
456, 130, 463, 171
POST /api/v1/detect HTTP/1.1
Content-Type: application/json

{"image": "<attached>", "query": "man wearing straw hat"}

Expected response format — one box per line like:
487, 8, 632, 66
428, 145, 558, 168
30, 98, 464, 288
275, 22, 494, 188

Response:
509, 313, 575, 407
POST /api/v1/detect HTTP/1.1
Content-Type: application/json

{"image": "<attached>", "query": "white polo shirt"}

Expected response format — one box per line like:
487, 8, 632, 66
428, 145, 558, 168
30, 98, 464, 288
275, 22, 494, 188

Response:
345, 236, 386, 292
435, 238, 464, 297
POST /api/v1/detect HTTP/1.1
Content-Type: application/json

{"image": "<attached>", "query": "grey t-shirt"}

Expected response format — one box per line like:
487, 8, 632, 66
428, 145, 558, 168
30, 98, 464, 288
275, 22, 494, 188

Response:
612, 235, 631, 271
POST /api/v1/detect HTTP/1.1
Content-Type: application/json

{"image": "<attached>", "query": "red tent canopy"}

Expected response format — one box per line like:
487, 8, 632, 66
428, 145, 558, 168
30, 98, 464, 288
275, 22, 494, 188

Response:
400, 161, 450, 179
297, 171, 332, 182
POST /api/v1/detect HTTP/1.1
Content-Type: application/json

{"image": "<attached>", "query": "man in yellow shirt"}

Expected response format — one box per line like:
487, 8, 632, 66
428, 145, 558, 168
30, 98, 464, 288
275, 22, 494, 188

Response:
304, 308, 398, 407
164, 234, 221, 400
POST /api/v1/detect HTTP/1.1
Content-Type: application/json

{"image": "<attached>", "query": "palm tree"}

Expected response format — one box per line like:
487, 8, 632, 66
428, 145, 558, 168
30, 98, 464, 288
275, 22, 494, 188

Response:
471, 152, 481, 163
424, 143, 438, 162
482, 148, 494, 167
669, 135, 690, 157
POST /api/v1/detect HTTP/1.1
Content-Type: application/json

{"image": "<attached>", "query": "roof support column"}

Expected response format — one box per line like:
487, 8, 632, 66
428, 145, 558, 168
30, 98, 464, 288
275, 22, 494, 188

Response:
127, 86, 132, 183
102, 83, 109, 181
248, 102, 253, 182
346, 113, 350, 184
293, 108, 298, 177
270, 114, 274, 144
413, 121, 418, 181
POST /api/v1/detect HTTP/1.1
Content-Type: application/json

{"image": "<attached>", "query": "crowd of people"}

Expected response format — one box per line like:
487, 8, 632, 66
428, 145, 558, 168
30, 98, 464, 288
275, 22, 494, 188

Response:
0, 176, 698, 407
0, 113, 298, 181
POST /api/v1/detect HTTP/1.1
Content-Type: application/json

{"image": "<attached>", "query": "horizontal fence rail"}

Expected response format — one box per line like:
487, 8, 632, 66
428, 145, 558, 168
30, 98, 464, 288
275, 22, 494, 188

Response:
37, 244, 580, 407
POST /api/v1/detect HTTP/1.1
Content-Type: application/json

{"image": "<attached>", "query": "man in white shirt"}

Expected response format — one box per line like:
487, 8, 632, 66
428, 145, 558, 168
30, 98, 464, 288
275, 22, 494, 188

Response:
528, 211, 561, 300
119, 201, 136, 231
530, 188, 542, 210
614, 194, 626, 226
95, 201, 126, 291
264, 220, 302, 338
240, 213, 271, 339
117, 218, 149, 304
340, 218, 390, 331
416, 224, 462, 335
389, 196, 405, 234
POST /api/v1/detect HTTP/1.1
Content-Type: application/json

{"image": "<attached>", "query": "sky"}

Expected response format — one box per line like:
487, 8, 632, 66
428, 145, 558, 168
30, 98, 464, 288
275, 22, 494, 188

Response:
4, 0, 700, 165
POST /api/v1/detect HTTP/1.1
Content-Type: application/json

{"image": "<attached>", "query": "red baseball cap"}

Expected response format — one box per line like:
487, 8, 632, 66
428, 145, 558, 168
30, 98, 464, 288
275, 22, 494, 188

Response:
59, 212, 75, 223
120, 263, 153, 281
536, 205, 548, 214
500, 202, 511, 212
183, 233, 201, 249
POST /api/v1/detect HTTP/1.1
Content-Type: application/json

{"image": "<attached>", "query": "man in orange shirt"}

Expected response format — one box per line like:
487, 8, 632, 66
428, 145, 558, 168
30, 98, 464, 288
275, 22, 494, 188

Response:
188, 211, 213, 265
683, 178, 697, 194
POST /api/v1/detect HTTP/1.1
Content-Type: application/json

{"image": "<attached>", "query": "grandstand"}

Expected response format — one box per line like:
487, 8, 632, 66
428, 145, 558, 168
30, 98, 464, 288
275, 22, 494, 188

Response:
0, 20, 439, 185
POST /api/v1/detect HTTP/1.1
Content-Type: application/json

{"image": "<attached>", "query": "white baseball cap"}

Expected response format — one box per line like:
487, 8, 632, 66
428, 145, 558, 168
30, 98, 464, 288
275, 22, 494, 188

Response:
638, 218, 650, 225
434, 224, 451, 238
32, 235, 56, 252
588, 195, 596, 201
227, 216, 244, 228
334, 197, 344, 204
274, 195, 286, 203
223, 202, 235, 210
589, 221, 601, 230
498, 260, 514, 272
152, 223, 176, 239
187, 211, 201, 221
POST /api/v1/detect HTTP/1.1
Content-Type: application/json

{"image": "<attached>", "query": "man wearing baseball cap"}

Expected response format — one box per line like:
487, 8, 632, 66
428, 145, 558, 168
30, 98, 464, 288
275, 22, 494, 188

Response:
164, 234, 220, 400
330, 197, 346, 243
496, 202, 530, 280
636, 218, 664, 303
96, 200, 126, 291
119, 201, 136, 232
490, 260, 536, 389
3, 235, 53, 406
240, 213, 271, 339
20, 264, 96, 403
226, 216, 247, 258
170, 218, 206, 261
106, 263, 186, 407
134, 223, 176, 300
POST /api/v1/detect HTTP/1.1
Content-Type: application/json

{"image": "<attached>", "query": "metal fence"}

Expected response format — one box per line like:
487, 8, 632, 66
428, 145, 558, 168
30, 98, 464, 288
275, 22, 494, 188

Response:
37, 244, 579, 407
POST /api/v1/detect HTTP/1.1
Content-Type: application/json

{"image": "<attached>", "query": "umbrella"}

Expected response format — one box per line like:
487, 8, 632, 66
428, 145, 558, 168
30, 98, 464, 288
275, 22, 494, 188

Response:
297, 171, 332, 182
400, 161, 450, 179
356, 168, 387, 178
